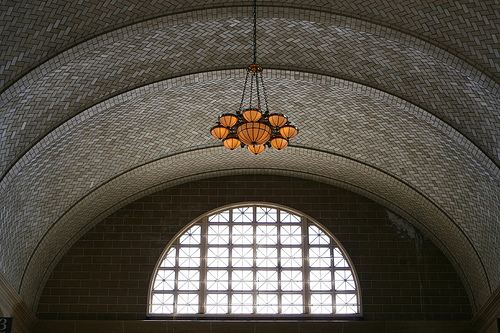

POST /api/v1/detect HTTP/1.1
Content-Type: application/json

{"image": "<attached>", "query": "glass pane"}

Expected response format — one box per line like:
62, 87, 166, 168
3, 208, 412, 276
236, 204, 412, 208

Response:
334, 270, 356, 291
256, 270, 278, 291
334, 248, 348, 268
256, 225, 277, 245
281, 270, 303, 291
160, 248, 176, 268
178, 247, 200, 267
309, 247, 331, 267
154, 270, 175, 291
149, 205, 359, 317
177, 270, 200, 290
281, 294, 303, 314
151, 293, 174, 314
308, 225, 331, 245
280, 210, 301, 223
335, 294, 358, 314
207, 247, 229, 268
256, 247, 278, 267
209, 210, 230, 223
310, 270, 332, 291
177, 294, 199, 314
208, 225, 229, 245
232, 225, 253, 245
310, 294, 333, 314
232, 294, 253, 314
207, 270, 229, 291
256, 207, 277, 223
232, 270, 254, 291
233, 207, 253, 223
179, 226, 201, 245
232, 247, 253, 267
256, 294, 278, 314
280, 248, 302, 268
206, 294, 228, 314
280, 225, 302, 245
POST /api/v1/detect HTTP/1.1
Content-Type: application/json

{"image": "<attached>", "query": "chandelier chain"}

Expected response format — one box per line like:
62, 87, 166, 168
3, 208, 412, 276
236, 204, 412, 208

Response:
210, 0, 298, 154
259, 73, 269, 113
239, 72, 250, 113
249, 69, 254, 108
253, 0, 257, 63
255, 72, 261, 110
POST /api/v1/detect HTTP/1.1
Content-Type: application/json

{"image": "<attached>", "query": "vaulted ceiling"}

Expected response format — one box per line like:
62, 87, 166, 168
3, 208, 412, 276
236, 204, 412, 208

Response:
0, 0, 499, 313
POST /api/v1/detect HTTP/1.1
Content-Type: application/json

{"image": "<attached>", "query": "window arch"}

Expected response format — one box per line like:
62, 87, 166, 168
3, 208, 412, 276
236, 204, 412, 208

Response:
148, 203, 361, 317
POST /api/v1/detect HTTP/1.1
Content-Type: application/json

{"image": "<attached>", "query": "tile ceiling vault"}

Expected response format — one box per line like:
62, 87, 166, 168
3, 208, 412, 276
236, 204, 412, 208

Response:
0, 1, 499, 313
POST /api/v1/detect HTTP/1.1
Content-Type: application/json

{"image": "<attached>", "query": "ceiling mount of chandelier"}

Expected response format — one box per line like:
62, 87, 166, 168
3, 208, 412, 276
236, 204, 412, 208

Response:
210, 0, 298, 155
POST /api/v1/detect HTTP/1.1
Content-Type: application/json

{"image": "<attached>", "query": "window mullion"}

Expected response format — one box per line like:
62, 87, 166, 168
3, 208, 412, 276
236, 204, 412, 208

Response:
301, 217, 311, 314
149, 204, 359, 317
174, 243, 179, 314
277, 212, 282, 315
253, 206, 257, 314
228, 221, 233, 314
199, 217, 208, 314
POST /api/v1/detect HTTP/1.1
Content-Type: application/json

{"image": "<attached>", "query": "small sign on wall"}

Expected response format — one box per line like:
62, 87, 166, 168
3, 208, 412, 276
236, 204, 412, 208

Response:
0, 318, 12, 333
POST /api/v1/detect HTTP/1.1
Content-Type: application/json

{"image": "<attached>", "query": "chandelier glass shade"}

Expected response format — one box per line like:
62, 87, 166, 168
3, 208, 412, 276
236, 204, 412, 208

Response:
209, 0, 298, 155
237, 121, 272, 146
223, 134, 241, 150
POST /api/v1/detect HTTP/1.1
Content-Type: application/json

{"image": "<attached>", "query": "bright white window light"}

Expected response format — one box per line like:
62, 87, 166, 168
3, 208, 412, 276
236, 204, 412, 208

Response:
281, 270, 303, 291
280, 247, 302, 267
179, 226, 201, 245
282, 294, 303, 314
148, 204, 360, 316
256, 294, 279, 314
154, 270, 175, 291
207, 247, 229, 267
256, 247, 278, 267
232, 294, 253, 313
177, 294, 199, 314
232, 270, 254, 290
309, 247, 332, 267
151, 293, 174, 314
206, 294, 228, 314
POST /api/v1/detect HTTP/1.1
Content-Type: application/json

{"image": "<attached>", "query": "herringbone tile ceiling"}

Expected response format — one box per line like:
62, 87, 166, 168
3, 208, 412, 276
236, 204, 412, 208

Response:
0, 0, 499, 312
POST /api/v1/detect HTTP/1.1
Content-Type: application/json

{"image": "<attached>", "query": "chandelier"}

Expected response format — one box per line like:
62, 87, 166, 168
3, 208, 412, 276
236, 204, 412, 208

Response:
210, 0, 298, 155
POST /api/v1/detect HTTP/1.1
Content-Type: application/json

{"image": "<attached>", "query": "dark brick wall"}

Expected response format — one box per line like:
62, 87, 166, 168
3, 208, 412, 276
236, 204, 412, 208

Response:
36, 175, 472, 321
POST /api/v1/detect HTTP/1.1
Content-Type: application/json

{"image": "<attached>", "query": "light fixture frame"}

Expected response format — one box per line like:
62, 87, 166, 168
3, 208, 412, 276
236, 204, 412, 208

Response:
210, 0, 298, 154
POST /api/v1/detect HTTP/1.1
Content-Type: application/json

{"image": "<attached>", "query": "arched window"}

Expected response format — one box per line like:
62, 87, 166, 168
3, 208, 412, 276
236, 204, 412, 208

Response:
148, 203, 361, 317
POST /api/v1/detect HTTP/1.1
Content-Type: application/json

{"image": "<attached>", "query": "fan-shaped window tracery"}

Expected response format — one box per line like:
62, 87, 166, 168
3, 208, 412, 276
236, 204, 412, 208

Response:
148, 204, 361, 316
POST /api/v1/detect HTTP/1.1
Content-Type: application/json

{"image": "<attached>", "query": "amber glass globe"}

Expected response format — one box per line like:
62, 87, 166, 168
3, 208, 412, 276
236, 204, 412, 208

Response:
237, 122, 272, 145
242, 108, 262, 122
279, 124, 299, 139
270, 136, 288, 150
268, 113, 288, 127
218, 114, 238, 128
210, 124, 229, 140
247, 144, 265, 155
223, 135, 241, 150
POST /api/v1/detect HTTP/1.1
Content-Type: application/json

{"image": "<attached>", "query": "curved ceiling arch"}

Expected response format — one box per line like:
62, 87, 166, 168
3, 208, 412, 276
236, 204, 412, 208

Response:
19, 147, 485, 312
1, 6, 499, 180
0, 69, 497, 312
2, 1, 498, 90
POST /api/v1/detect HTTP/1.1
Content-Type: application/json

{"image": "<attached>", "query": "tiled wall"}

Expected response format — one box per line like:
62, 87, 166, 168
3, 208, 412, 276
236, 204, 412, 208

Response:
36, 175, 471, 321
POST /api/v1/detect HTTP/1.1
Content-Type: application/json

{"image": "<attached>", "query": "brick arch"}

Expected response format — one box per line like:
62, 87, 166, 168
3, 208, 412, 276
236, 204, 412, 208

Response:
1, 7, 498, 178
36, 175, 473, 322
2, 70, 495, 312
2, 1, 498, 89
19, 146, 488, 312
